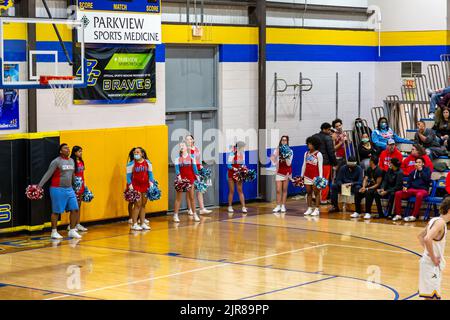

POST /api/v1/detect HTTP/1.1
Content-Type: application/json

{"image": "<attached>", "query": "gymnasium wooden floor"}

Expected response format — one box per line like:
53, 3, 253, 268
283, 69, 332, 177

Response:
0, 198, 443, 300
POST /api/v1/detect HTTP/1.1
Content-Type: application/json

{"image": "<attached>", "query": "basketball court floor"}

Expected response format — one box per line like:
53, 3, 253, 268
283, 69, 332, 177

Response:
0, 199, 438, 300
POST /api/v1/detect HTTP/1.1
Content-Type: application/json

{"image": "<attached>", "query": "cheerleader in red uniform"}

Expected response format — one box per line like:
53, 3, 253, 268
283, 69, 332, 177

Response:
186, 135, 213, 216
173, 141, 201, 223
301, 136, 323, 217
126, 147, 155, 231
227, 141, 247, 214
270, 136, 293, 214
70, 146, 88, 232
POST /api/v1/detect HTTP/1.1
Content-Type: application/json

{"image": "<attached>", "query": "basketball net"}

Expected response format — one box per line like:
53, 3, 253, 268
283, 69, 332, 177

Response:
40, 76, 75, 109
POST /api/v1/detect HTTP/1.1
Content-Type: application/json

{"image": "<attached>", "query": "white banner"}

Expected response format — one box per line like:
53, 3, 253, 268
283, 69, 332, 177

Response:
77, 11, 162, 44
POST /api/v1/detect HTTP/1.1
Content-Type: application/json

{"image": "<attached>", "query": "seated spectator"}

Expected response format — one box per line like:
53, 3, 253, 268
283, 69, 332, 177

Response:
351, 156, 384, 220
414, 121, 440, 157
377, 158, 404, 218
393, 157, 432, 222
371, 117, 413, 151
433, 107, 450, 150
378, 139, 403, 172
329, 157, 364, 213
401, 144, 434, 176
358, 133, 377, 170
427, 87, 450, 119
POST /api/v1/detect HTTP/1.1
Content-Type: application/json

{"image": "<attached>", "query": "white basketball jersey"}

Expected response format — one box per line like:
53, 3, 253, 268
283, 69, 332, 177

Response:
423, 217, 447, 267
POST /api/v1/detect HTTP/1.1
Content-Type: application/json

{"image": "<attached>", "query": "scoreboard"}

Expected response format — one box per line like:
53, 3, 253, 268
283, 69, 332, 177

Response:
78, 0, 161, 14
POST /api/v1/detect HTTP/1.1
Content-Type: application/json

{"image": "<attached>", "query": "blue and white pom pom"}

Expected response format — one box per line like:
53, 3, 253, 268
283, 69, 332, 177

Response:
313, 177, 328, 190
73, 176, 83, 193
147, 184, 162, 201
82, 187, 94, 203
199, 167, 212, 181
194, 180, 208, 193
244, 169, 257, 182
279, 144, 293, 160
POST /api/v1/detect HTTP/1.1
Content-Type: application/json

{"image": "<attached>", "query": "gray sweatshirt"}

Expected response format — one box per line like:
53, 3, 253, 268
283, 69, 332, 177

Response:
38, 157, 75, 188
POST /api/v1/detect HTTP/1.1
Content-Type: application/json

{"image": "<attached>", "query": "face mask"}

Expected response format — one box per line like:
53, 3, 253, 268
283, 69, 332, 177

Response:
380, 123, 388, 130
361, 138, 370, 144
134, 154, 141, 160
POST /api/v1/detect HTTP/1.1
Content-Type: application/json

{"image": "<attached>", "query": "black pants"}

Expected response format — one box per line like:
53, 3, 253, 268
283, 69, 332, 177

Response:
355, 189, 383, 215
383, 193, 396, 217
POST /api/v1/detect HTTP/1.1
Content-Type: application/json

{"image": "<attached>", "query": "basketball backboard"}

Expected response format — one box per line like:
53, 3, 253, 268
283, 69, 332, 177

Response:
0, 17, 87, 89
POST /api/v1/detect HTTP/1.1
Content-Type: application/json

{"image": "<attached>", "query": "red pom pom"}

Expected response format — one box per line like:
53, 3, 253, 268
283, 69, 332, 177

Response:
26, 185, 44, 200
232, 166, 248, 182
291, 176, 304, 188
124, 188, 141, 203
174, 178, 192, 192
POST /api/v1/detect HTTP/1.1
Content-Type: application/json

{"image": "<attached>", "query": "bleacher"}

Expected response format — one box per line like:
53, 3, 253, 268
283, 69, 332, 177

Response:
341, 55, 450, 220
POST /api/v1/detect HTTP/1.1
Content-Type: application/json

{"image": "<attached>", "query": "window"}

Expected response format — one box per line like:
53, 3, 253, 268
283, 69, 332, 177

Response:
401, 62, 422, 78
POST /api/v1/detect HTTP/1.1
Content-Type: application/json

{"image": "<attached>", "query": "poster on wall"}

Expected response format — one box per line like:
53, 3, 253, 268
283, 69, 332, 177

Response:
74, 46, 156, 105
0, 64, 19, 130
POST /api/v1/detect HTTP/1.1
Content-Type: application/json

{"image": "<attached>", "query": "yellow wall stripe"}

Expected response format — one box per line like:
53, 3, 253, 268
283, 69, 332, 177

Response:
381, 31, 448, 46
36, 24, 73, 42
0, 132, 60, 141
3, 22, 27, 40
162, 24, 258, 44
267, 28, 377, 46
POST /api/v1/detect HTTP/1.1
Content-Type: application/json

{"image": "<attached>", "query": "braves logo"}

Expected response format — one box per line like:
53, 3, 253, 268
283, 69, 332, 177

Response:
0, 0, 14, 11
76, 59, 101, 87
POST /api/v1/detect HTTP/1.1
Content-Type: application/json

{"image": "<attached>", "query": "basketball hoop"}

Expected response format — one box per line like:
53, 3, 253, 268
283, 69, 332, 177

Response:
39, 76, 75, 108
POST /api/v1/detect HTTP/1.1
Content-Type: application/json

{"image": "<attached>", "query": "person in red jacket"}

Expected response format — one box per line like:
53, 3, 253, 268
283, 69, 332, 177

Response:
446, 172, 450, 194
402, 144, 434, 176
378, 139, 403, 172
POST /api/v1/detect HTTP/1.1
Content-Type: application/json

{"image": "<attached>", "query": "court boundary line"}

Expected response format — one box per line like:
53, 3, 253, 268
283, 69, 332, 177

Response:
238, 276, 338, 300
44, 244, 328, 300
61, 242, 401, 300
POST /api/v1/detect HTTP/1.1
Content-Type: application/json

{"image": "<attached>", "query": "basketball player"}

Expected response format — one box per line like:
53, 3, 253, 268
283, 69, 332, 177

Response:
38, 143, 81, 239
417, 197, 450, 300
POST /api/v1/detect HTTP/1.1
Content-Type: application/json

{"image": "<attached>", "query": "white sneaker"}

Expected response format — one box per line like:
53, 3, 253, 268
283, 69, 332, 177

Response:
76, 224, 88, 232
131, 223, 143, 231
350, 212, 360, 218
392, 215, 402, 221
304, 207, 314, 216
141, 223, 151, 230
227, 206, 234, 213
144, 219, 149, 224
404, 216, 417, 222
428, 112, 435, 120
173, 214, 180, 223
242, 207, 248, 213
187, 209, 194, 216
51, 230, 63, 239
273, 205, 281, 213
128, 218, 133, 224
281, 205, 286, 213
311, 208, 320, 216
68, 229, 82, 239
364, 213, 371, 220
427, 88, 435, 97
199, 208, 212, 215
193, 213, 201, 222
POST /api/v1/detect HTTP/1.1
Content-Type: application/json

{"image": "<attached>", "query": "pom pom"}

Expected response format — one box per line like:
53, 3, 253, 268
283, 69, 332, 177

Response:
313, 177, 328, 190
194, 180, 208, 193
199, 167, 212, 181
244, 169, 257, 182
26, 185, 44, 200
73, 176, 83, 193
82, 187, 94, 203
232, 166, 248, 182
279, 144, 293, 160
174, 178, 192, 192
124, 188, 141, 203
291, 176, 304, 188
153, 180, 159, 188
147, 184, 162, 201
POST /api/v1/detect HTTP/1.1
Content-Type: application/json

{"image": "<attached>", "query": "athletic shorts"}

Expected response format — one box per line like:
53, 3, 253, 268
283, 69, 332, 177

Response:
276, 174, 291, 182
419, 256, 445, 300
50, 187, 79, 214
